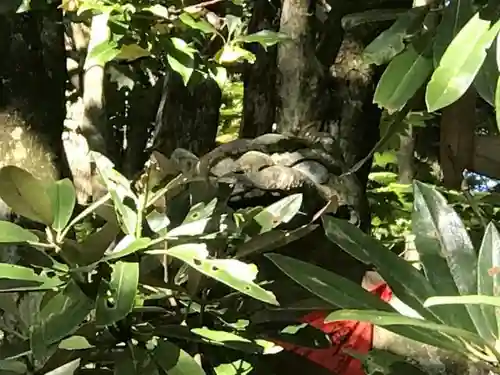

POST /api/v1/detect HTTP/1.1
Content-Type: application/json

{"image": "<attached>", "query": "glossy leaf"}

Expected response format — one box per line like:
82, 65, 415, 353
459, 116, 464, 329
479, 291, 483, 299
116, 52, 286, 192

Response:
477, 222, 500, 337
95, 260, 139, 326
426, 13, 500, 112
0, 263, 62, 292
45, 359, 81, 375
179, 13, 217, 34
265, 253, 467, 353
425, 295, 500, 308
322, 216, 439, 322
153, 339, 206, 375
30, 282, 93, 359
413, 181, 491, 340
145, 4, 169, 18
374, 44, 432, 113
47, 179, 76, 232
86, 40, 120, 67
251, 193, 302, 234
0, 166, 53, 225
433, 0, 474, 63
103, 236, 152, 262
167, 37, 196, 86
235, 30, 290, 49
166, 243, 278, 305
364, 6, 429, 65
496, 77, 500, 133
326, 310, 487, 350
0, 221, 39, 243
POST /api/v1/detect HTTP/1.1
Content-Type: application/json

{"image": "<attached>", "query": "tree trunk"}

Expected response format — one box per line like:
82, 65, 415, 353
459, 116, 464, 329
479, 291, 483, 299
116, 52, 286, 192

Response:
0, 5, 70, 180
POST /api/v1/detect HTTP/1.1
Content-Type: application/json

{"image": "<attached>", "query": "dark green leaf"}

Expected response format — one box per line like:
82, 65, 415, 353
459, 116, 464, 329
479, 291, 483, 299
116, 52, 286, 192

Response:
0, 221, 39, 243
95, 260, 139, 326
413, 181, 490, 340
474, 40, 497, 105
0, 166, 53, 225
364, 6, 429, 65
374, 44, 432, 114
0, 263, 62, 292
153, 339, 206, 375
30, 282, 93, 359
0, 359, 27, 374
476, 222, 500, 338
322, 216, 439, 322
433, 0, 474, 64
47, 179, 76, 233
179, 13, 217, 34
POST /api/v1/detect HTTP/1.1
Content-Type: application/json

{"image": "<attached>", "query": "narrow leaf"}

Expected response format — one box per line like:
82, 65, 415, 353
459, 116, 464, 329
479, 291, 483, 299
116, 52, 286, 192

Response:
0, 263, 62, 291
47, 179, 76, 232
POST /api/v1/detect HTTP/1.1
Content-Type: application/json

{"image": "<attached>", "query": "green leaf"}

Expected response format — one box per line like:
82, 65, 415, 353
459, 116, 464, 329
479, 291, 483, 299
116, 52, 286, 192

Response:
364, 6, 429, 65
0, 263, 62, 291
433, 0, 474, 64
474, 40, 497, 105
191, 327, 275, 354
144, 4, 169, 18
235, 30, 289, 49
0, 221, 39, 243
265, 253, 468, 352
477, 222, 500, 338
59, 335, 94, 350
265, 253, 391, 310
374, 44, 433, 114
167, 37, 196, 86
30, 282, 93, 359
251, 193, 302, 234
496, 76, 500, 133
413, 181, 491, 341
326, 310, 488, 350
95, 260, 139, 326
103, 236, 152, 262
214, 360, 252, 375
216, 44, 256, 64
322, 216, 439, 322
115, 345, 160, 375
116, 44, 151, 62
426, 13, 500, 112
86, 40, 120, 67
0, 166, 54, 225
165, 243, 278, 305
0, 359, 27, 374
179, 12, 217, 34
153, 339, 206, 375
47, 179, 76, 233
424, 295, 500, 308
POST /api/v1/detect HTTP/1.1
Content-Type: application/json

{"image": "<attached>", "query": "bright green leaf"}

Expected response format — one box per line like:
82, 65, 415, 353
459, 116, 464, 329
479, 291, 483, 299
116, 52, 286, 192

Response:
477, 222, 500, 338
48, 179, 76, 233
0, 221, 39, 243
235, 30, 289, 49
374, 44, 432, 113
86, 40, 120, 67
166, 243, 278, 305
116, 44, 151, 62
153, 339, 206, 375
145, 4, 169, 18
0, 263, 62, 292
59, 335, 94, 350
216, 44, 256, 64
45, 359, 81, 375
214, 360, 252, 375
179, 12, 217, 34
426, 13, 500, 112
103, 236, 152, 262
95, 260, 139, 326
251, 193, 302, 234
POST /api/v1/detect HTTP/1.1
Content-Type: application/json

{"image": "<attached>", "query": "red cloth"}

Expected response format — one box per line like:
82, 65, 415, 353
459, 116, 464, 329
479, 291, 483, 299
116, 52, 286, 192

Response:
274, 282, 393, 375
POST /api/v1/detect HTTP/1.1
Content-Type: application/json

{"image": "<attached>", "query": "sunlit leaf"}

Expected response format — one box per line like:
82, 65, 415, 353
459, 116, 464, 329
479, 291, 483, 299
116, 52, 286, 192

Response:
103, 236, 152, 262
59, 335, 94, 350
179, 12, 217, 34
216, 44, 256, 64
116, 44, 151, 62
235, 30, 289, 49
45, 359, 81, 375
145, 4, 169, 18
165, 243, 278, 305
0, 263, 62, 292
477, 222, 500, 338
374, 44, 432, 113
0, 221, 39, 243
251, 193, 302, 234
426, 13, 500, 112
